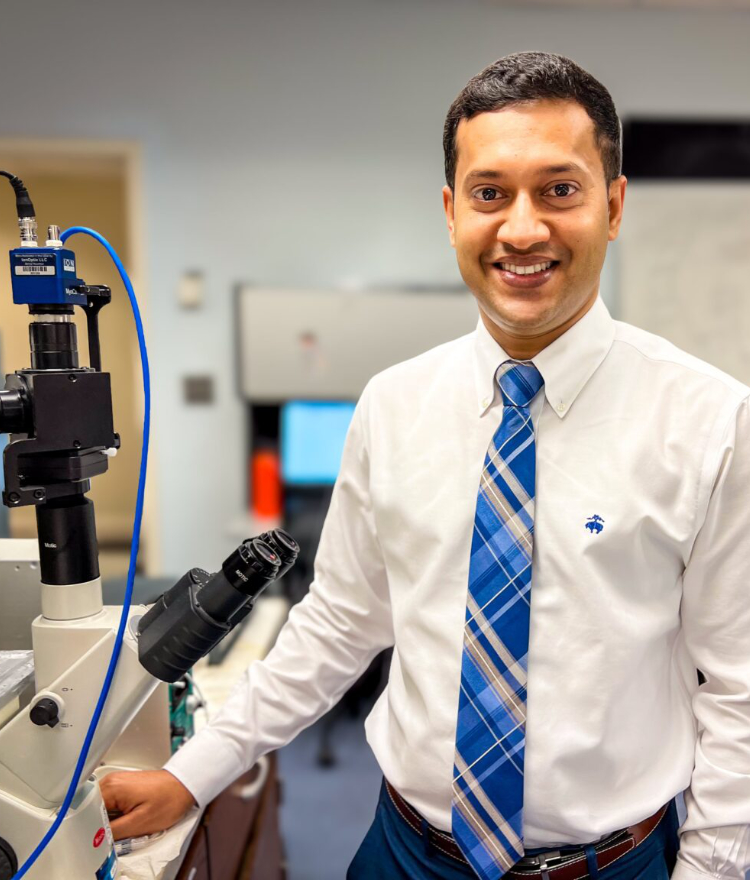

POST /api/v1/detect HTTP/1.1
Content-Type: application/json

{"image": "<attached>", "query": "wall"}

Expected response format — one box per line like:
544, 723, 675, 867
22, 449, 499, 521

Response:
1, 0, 748, 574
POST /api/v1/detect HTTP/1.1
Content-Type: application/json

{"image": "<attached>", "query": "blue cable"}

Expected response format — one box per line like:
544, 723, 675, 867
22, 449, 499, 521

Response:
12, 227, 151, 878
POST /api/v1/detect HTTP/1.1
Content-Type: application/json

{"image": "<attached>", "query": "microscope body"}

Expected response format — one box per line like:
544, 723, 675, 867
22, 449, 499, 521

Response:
0, 233, 134, 877
0, 196, 298, 877
0, 581, 156, 879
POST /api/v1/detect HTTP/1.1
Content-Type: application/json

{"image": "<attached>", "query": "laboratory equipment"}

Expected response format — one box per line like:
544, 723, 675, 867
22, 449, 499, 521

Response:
0, 171, 299, 879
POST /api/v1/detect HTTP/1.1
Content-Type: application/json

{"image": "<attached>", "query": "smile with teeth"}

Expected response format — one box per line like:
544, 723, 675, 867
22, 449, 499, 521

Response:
496, 260, 557, 275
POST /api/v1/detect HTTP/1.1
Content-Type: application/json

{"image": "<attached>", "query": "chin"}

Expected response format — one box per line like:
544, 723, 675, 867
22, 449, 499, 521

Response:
484, 297, 557, 330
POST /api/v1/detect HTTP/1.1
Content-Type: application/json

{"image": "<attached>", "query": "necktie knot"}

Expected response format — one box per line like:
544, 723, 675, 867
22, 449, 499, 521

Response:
496, 360, 544, 408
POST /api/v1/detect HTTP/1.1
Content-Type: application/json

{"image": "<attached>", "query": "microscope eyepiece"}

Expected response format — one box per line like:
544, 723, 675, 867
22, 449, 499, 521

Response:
259, 528, 300, 579
137, 531, 298, 682
221, 537, 280, 596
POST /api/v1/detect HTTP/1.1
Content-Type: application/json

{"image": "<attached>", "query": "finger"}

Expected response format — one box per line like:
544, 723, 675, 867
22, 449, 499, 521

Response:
99, 779, 125, 813
99, 771, 127, 791
102, 787, 140, 820
108, 805, 156, 841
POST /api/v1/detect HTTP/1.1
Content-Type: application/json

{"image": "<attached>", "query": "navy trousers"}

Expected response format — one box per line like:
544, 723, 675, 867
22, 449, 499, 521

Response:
347, 779, 680, 880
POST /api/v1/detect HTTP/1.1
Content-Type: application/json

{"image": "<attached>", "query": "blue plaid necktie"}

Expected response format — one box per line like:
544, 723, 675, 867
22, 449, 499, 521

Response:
452, 359, 545, 880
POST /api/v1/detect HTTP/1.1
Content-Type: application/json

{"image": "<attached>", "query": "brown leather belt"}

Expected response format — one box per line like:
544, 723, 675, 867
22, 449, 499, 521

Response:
384, 779, 670, 880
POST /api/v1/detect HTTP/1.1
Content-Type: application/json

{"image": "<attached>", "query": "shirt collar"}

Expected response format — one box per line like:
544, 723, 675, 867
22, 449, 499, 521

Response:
473, 294, 616, 420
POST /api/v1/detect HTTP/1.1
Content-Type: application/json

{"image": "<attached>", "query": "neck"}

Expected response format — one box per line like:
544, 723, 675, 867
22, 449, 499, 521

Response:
481, 292, 598, 360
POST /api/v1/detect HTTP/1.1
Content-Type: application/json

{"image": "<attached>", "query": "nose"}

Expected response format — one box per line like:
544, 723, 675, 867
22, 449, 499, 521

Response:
497, 192, 550, 251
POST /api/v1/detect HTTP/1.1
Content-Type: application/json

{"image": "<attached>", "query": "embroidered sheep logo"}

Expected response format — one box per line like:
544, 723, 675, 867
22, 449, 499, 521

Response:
585, 514, 605, 534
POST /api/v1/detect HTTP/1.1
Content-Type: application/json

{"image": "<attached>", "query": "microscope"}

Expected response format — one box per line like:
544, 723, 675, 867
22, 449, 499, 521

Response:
0, 173, 299, 879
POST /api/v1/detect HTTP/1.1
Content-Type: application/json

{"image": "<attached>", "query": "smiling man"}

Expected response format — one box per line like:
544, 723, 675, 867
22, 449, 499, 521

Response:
102, 53, 750, 880
443, 80, 624, 359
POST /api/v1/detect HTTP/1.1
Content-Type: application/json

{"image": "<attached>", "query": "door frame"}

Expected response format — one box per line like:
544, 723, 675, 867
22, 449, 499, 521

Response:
0, 137, 160, 575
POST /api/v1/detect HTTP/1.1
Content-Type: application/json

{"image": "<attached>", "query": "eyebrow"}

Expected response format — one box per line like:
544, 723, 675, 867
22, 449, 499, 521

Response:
464, 163, 589, 184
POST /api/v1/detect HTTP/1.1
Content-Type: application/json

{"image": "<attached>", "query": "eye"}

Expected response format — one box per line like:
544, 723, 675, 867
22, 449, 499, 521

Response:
474, 187, 502, 202
546, 183, 578, 198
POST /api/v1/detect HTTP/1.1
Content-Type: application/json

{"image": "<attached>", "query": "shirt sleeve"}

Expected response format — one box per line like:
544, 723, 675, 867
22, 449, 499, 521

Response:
164, 381, 394, 807
671, 396, 750, 880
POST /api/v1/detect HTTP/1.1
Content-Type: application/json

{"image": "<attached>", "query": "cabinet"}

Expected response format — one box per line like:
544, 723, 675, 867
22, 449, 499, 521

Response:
175, 826, 209, 880
175, 753, 283, 880
238, 759, 283, 880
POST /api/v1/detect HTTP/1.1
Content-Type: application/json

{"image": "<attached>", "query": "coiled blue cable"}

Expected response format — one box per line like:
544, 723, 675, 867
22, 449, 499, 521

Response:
12, 227, 151, 878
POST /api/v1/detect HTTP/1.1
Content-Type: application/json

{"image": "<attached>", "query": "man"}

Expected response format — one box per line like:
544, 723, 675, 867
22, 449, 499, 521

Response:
102, 52, 750, 880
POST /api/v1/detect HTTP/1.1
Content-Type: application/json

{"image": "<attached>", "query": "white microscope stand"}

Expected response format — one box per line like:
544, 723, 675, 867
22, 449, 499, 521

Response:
0, 576, 158, 879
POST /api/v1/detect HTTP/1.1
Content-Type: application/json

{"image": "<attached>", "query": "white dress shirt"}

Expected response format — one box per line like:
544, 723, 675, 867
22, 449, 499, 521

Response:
166, 294, 750, 880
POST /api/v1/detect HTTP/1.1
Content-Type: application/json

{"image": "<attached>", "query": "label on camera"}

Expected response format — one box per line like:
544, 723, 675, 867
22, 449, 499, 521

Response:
13, 253, 56, 275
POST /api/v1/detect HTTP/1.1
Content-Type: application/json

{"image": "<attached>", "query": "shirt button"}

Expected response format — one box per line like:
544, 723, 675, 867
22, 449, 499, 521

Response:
557, 402, 566, 412
481, 397, 491, 408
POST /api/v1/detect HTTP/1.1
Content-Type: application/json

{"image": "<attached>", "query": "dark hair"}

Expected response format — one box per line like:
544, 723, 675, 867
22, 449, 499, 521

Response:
443, 51, 622, 190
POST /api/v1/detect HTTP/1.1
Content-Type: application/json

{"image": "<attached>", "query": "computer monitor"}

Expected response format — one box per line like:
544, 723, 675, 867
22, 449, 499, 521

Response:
280, 400, 356, 485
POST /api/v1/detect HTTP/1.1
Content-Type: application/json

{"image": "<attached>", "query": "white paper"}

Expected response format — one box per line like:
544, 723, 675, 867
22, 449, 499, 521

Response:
117, 808, 201, 880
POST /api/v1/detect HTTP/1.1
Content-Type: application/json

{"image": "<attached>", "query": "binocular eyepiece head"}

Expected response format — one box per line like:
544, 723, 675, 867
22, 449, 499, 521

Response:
137, 528, 300, 682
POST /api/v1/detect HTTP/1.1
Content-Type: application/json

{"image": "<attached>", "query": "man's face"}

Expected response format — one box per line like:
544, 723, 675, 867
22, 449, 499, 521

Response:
443, 99, 626, 342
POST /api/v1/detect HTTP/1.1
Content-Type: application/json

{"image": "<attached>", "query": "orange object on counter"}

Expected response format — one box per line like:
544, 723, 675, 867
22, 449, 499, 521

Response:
251, 449, 282, 519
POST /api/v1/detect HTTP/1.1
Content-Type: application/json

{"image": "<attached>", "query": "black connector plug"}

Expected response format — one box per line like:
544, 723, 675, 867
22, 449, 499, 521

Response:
0, 170, 36, 219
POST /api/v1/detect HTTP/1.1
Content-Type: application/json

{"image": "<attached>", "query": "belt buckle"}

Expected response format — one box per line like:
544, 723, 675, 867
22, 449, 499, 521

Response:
517, 850, 568, 880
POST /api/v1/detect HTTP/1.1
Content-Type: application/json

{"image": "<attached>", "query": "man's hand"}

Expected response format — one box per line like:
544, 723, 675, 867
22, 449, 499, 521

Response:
99, 769, 197, 840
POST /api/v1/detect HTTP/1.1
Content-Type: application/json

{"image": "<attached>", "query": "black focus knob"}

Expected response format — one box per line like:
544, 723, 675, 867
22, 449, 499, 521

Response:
30, 698, 60, 728
0, 835, 18, 879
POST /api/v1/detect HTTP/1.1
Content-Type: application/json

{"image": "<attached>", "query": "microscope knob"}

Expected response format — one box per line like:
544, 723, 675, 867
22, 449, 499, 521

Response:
0, 835, 17, 879
30, 697, 60, 728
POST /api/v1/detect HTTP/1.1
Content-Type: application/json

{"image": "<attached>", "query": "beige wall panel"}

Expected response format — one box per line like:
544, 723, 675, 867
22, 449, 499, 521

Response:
618, 184, 750, 385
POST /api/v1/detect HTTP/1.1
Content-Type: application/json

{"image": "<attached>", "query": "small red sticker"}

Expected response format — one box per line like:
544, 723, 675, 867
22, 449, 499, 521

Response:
93, 827, 106, 848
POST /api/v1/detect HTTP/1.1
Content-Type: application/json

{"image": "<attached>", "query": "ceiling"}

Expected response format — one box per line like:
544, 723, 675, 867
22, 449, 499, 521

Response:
490, 0, 750, 7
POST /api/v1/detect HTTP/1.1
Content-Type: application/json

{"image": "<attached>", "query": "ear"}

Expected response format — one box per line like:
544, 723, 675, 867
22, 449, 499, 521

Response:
442, 185, 456, 248
607, 175, 627, 241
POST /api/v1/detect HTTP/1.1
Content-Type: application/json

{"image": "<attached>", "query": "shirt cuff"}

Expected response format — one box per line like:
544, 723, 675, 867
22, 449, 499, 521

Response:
163, 726, 249, 809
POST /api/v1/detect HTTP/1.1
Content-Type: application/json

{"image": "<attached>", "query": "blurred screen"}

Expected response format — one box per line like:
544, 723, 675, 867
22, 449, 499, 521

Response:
281, 401, 356, 485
